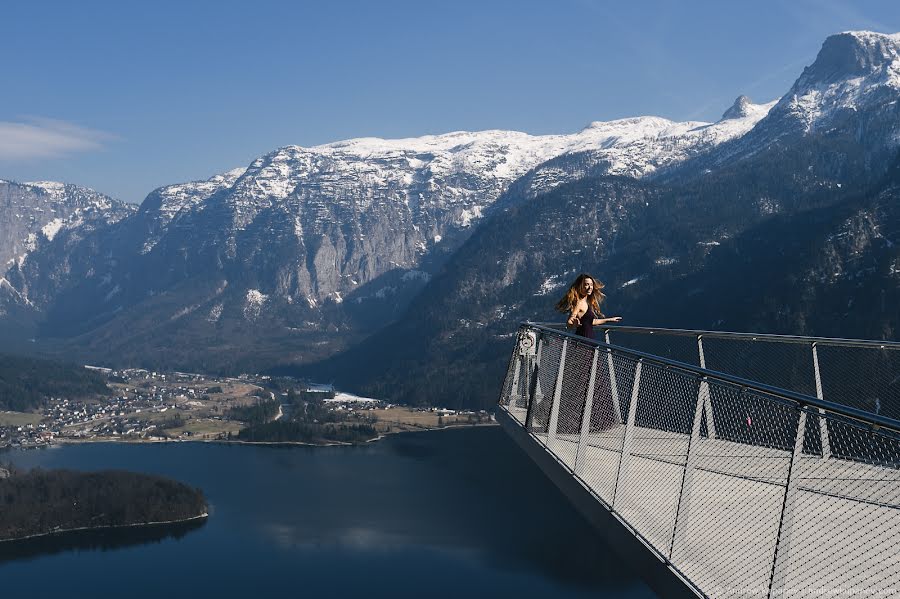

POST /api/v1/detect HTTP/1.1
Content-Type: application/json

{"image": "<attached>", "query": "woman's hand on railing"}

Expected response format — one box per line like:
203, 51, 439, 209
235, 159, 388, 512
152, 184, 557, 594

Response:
596, 316, 622, 325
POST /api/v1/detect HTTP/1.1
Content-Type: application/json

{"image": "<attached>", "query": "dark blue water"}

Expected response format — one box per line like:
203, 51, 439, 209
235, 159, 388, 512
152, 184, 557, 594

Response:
1, 427, 657, 598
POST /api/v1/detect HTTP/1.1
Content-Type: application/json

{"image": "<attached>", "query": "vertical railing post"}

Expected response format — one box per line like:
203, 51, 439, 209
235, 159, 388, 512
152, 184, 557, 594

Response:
575, 348, 600, 475
669, 374, 709, 559
546, 338, 568, 443
613, 358, 642, 509
524, 332, 544, 431
697, 336, 717, 439
768, 408, 808, 598
605, 331, 623, 424
508, 354, 521, 409
811, 343, 832, 459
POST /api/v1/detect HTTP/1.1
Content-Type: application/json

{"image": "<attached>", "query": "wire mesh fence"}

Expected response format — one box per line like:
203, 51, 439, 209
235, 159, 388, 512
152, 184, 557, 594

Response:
497, 323, 900, 599
599, 326, 900, 424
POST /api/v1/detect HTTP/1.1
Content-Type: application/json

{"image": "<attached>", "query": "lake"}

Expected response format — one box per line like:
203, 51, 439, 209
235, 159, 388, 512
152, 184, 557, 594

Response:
1, 427, 657, 598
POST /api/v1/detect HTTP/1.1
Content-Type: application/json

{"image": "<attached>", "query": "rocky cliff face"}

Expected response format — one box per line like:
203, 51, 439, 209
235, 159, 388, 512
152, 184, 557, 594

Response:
0, 180, 133, 279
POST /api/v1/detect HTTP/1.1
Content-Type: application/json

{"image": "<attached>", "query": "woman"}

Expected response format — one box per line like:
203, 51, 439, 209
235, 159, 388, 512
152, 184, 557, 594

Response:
555, 273, 622, 433
556, 273, 622, 339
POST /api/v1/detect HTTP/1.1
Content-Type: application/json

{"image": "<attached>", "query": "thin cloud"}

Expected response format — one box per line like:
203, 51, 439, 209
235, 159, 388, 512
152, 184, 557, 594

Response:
0, 117, 117, 160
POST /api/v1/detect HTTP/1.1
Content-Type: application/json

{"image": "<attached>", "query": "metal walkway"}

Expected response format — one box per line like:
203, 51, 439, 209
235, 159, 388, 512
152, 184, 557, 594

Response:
497, 323, 900, 598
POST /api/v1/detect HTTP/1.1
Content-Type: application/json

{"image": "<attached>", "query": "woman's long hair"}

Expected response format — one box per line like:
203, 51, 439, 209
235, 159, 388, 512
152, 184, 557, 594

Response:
555, 273, 606, 316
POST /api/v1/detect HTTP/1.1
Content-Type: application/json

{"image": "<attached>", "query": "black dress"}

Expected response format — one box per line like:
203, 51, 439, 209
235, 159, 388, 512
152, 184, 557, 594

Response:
572, 303, 617, 431
576, 304, 597, 339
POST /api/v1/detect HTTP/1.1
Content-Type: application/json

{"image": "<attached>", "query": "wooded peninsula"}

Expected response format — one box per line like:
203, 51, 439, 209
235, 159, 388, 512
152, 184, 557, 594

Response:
0, 467, 208, 542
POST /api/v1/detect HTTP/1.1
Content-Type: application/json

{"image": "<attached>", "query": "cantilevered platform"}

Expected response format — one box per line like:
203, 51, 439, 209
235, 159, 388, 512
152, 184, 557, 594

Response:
499, 324, 900, 598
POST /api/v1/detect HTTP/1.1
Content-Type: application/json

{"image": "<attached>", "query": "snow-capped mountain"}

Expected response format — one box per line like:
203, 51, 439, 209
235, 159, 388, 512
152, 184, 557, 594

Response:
0, 180, 134, 276
141, 105, 773, 274
781, 31, 900, 131
696, 31, 900, 174
138, 167, 246, 255
41, 105, 771, 314
0, 107, 768, 370
507, 97, 776, 200
312, 31, 900, 408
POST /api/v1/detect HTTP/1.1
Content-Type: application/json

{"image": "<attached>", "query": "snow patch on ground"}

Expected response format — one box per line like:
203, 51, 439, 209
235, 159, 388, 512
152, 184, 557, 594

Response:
535, 275, 565, 296
457, 205, 483, 227
41, 218, 64, 241
244, 289, 268, 320
0, 277, 33, 306
25, 181, 66, 196
325, 392, 381, 403
208, 303, 224, 323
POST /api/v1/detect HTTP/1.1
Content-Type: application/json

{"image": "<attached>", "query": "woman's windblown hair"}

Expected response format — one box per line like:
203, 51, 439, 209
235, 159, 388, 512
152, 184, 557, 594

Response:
555, 273, 606, 316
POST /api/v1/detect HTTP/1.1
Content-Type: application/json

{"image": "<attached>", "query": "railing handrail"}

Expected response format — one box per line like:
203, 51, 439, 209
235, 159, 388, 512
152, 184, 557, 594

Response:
530, 322, 900, 351
524, 321, 900, 436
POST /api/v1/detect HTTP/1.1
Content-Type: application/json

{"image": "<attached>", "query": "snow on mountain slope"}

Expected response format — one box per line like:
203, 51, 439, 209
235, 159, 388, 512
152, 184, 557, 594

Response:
0, 180, 134, 274
1, 92, 776, 343
112, 103, 774, 314
148, 102, 774, 246
774, 32, 900, 131
723, 31, 900, 159
504, 98, 776, 197
140, 167, 246, 254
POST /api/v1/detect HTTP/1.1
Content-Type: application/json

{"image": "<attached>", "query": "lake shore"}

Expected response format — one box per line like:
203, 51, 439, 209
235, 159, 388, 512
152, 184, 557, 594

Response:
0, 512, 209, 544
44, 420, 499, 448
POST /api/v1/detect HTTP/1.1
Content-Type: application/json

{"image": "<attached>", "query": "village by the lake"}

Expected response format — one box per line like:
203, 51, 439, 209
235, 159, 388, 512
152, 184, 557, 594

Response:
0, 367, 494, 450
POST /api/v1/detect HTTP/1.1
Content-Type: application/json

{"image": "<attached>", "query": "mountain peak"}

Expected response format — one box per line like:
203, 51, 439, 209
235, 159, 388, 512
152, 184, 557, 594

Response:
721, 95, 754, 120
799, 31, 900, 87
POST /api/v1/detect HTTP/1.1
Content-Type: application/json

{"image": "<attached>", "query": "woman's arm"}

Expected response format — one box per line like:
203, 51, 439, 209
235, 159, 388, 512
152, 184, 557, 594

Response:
567, 305, 585, 328
593, 316, 622, 325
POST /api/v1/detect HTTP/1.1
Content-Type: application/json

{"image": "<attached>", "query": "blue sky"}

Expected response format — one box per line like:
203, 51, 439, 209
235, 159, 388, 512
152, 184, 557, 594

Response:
3, 0, 900, 203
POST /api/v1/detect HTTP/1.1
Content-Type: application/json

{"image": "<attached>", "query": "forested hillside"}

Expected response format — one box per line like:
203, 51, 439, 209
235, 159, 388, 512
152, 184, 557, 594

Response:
0, 354, 109, 412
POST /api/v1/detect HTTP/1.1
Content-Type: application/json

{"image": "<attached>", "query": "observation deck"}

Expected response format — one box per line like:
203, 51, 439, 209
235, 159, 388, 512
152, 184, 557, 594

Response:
496, 323, 900, 598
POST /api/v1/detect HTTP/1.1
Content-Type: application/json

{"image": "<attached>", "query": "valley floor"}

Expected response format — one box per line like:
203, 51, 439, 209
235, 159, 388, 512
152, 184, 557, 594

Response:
0, 368, 495, 449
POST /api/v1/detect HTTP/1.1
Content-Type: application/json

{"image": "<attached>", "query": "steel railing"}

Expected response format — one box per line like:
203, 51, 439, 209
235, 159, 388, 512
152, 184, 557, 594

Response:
535, 323, 900, 459
498, 322, 900, 599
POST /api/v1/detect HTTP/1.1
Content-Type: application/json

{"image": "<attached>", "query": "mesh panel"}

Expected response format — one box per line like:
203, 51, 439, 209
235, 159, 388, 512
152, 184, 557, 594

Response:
575, 352, 637, 506
817, 344, 900, 421
527, 332, 562, 436
498, 335, 521, 409
606, 329, 900, 424
771, 410, 900, 597
701, 337, 817, 397
709, 387, 797, 452
613, 361, 700, 556
605, 329, 701, 366
672, 386, 798, 596
547, 340, 595, 469
498, 329, 540, 425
